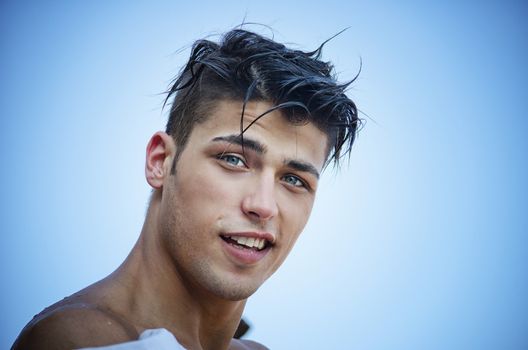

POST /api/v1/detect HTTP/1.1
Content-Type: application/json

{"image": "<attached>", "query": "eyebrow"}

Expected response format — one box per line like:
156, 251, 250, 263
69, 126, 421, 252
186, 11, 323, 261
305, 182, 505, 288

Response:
211, 134, 320, 179
284, 159, 320, 179
211, 134, 267, 154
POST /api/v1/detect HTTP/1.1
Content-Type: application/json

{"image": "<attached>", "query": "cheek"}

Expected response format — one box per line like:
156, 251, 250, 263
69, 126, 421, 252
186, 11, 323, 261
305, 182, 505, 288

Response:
278, 193, 315, 244
174, 166, 240, 220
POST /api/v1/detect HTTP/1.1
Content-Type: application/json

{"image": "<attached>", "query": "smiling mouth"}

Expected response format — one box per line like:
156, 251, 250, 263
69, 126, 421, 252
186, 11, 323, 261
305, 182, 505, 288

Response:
220, 235, 271, 251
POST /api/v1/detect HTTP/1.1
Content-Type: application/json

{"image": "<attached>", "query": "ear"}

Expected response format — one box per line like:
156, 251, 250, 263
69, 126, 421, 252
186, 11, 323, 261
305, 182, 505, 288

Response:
145, 132, 176, 189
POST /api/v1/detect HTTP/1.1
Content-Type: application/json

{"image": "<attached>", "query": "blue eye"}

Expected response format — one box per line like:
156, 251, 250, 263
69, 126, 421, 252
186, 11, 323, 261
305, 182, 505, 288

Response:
282, 174, 305, 188
218, 154, 246, 167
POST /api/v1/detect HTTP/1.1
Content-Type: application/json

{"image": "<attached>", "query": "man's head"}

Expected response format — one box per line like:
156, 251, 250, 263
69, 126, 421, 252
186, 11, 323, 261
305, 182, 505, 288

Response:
163, 29, 359, 170
145, 29, 359, 301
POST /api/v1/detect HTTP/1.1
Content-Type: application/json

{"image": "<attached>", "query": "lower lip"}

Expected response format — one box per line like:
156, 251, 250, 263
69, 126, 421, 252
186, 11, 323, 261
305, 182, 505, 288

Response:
221, 238, 270, 265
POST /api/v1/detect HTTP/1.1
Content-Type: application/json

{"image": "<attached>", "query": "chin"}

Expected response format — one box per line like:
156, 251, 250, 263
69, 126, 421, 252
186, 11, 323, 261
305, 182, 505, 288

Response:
204, 277, 262, 301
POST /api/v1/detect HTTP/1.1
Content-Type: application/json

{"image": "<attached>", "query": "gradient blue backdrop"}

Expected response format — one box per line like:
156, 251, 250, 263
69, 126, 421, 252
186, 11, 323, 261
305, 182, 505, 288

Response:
1, 1, 527, 349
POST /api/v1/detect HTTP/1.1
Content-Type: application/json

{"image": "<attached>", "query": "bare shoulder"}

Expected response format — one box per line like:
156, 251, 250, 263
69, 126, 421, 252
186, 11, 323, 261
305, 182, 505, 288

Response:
230, 338, 270, 350
12, 303, 138, 350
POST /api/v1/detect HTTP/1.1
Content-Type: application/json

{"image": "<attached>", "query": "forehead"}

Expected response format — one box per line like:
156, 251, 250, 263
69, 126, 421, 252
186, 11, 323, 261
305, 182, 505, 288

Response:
192, 100, 329, 168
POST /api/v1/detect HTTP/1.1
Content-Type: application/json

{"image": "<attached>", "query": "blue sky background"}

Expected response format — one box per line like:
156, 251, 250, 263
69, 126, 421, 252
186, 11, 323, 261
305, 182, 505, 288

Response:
1, 1, 527, 349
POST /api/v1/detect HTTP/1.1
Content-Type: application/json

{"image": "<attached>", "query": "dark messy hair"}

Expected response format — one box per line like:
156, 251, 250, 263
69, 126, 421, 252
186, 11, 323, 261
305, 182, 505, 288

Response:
164, 28, 360, 171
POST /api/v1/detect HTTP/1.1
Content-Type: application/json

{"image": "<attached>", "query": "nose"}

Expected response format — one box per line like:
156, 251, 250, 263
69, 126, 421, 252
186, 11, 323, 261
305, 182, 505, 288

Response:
241, 173, 279, 222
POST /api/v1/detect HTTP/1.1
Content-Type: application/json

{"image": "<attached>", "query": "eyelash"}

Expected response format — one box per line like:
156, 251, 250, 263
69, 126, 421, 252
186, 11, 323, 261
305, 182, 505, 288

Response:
217, 153, 247, 168
216, 153, 310, 191
281, 174, 308, 189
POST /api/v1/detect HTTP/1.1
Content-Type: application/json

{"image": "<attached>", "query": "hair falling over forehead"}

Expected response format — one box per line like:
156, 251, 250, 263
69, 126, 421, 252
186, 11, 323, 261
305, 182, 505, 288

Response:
163, 28, 361, 170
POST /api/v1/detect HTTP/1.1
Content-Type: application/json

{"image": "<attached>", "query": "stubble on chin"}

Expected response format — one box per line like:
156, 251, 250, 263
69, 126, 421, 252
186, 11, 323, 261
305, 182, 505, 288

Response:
159, 201, 262, 302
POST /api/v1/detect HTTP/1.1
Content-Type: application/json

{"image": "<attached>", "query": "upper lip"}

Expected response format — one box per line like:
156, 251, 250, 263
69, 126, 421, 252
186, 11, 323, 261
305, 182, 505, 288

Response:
221, 231, 276, 245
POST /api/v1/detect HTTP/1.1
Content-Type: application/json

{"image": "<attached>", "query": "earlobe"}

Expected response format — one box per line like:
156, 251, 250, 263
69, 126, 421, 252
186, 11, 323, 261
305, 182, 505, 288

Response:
145, 132, 176, 189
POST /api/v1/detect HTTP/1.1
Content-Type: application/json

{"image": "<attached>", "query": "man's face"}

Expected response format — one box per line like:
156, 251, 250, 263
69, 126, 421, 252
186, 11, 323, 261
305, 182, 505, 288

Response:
158, 100, 328, 301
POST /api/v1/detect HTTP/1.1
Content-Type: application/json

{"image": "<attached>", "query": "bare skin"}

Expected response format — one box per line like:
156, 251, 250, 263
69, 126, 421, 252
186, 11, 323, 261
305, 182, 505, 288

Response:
13, 100, 327, 350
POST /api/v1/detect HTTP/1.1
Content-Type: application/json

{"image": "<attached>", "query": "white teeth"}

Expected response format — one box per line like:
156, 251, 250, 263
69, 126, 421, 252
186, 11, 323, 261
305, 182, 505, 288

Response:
228, 236, 266, 250
253, 238, 264, 249
234, 236, 248, 245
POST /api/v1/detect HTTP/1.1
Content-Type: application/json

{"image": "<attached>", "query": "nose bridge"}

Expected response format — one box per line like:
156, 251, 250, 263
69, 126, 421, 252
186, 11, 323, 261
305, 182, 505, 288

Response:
241, 170, 278, 221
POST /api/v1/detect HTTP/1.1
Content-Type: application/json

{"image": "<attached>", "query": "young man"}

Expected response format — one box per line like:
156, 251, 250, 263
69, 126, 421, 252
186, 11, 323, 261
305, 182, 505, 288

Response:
13, 29, 359, 350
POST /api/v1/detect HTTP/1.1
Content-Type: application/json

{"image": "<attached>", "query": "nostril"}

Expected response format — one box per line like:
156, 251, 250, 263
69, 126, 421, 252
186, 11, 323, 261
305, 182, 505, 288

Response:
241, 192, 278, 221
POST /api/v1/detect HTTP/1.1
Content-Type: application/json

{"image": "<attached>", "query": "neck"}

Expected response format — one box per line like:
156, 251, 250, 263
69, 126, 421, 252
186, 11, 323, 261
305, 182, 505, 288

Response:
105, 192, 246, 350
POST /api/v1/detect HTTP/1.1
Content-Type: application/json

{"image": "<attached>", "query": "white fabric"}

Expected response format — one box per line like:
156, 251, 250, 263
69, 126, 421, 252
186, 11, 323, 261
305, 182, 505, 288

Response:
77, 328, 187, 350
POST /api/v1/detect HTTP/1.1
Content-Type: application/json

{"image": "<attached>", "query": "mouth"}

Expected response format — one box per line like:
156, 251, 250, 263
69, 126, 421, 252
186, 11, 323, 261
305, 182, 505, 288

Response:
220, 235, 272, 252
